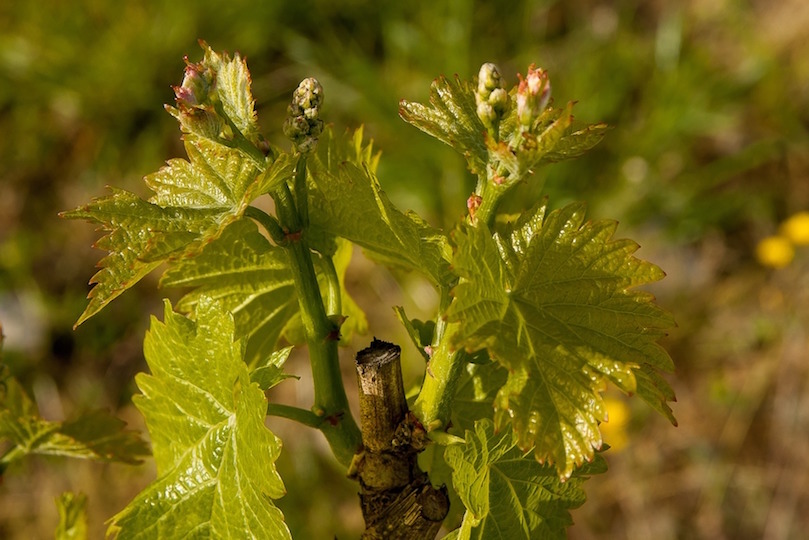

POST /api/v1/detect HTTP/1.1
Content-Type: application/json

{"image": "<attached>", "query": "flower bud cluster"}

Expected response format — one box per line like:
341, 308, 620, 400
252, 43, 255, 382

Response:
475, 63, 509, 132
516, 65, 551, 128
283, 78, 324, 153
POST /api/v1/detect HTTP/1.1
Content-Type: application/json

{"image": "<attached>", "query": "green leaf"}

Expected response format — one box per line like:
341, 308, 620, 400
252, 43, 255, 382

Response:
399, 75, 489, 175
0, 366, 148, 466
160, 219, 298, 367
250, 347, 296, 392
393, 306, 435, 362
445, 419, 606, 540
451, 362, 508, 433
109, 297, 290, 539
446, 202, 675, 477
307, 127, 453, 287
55, 492, 88, 540
63, 41, 299, 327
204, 44, 260, 143
539, 122, 609, 165
62, 132, 297, 327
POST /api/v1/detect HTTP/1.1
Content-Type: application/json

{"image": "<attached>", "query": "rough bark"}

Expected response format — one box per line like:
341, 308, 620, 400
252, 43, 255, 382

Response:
350, 339, 449, 539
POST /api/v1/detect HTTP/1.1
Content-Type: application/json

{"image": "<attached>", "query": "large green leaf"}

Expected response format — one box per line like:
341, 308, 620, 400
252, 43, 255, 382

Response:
307, 127, 453, 287
160, 219, 298, 367
0, 366, 148, 465
446, 202, 675, 478
109, 297, 290, 539
444, 419, 606, 540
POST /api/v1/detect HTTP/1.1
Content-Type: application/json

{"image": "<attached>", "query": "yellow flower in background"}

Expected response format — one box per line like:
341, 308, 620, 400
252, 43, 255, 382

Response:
601, 397, 630, 452
780, 211, 809, 245
756, 235, 795, 268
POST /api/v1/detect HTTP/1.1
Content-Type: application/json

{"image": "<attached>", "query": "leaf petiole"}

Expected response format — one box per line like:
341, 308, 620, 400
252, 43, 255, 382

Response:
266, 403, 323, 429
244, 206, 286, 245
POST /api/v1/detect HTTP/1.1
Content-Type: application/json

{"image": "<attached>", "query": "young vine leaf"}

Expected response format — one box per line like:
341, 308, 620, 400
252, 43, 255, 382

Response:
307, 127, 453, 287
443, 419, 606, 540
446, 201, 675, 478
0, 365, 148, 465
450, 362, 509, 433
400, 72, 607, 182
61, 42, 295, 328
399, 75, 490, 175
108, 297, 290, 539
55, 492, 88, 540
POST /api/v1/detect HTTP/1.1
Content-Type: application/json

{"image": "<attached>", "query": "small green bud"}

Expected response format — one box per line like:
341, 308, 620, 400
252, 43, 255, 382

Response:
477, 63, 503, 98
476, 102, 496, 128
475, 62, 508, 133
488, 88, 508, 115
284, 77, 324, 153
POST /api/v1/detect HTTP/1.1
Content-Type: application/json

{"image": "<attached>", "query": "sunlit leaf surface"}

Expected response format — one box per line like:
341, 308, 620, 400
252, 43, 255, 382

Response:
447, 202, 675, 477
108, 298, 290, 539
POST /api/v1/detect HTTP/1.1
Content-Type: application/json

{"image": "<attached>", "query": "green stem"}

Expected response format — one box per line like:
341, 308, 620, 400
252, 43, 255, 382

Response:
244, 206, 285, 244
475, 181, 505, 229
411, 289, 466, 431
319, 254, 341, 317
266, 403, 323, 428
271, 175, 361, 466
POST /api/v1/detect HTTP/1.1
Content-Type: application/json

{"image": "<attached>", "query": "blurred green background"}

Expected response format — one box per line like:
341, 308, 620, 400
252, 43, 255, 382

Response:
2, 0, 808, 538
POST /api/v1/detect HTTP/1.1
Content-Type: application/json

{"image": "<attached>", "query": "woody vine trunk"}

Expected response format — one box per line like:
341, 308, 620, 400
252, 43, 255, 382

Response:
350, 340, 449, 539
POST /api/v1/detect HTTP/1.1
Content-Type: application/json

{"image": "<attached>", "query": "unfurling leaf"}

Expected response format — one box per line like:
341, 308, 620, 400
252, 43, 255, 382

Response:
446, 202, 675, 477
168, 42, 260, 145
445, 419, 606, 539
108, 297, 290, 539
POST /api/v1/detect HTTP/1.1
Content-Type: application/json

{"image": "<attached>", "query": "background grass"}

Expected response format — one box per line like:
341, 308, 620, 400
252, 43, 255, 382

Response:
1, 0, 808, 537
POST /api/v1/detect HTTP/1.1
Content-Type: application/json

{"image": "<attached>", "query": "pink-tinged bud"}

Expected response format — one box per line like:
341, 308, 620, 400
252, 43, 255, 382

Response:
517, 64, 551, 128
175, 58, 214, 110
